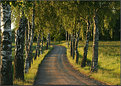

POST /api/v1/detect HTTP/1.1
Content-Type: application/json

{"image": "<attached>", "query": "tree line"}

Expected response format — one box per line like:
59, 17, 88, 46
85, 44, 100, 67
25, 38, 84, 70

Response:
0, 1, 120, 85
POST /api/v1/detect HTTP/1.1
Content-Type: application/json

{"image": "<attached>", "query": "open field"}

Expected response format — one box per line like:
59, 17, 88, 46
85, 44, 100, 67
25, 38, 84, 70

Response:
59, 41, 120, 85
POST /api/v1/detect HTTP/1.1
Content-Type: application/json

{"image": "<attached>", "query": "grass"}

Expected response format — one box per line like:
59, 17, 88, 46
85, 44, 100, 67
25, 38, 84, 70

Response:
59, 41, 120, 85
12, 42, 53, 85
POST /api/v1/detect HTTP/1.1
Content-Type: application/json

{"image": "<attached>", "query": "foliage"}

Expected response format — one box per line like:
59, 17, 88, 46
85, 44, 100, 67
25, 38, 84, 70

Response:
11, 1, 120, 41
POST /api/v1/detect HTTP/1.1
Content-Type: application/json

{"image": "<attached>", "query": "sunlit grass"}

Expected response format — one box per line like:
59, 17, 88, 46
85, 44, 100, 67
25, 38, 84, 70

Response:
13, 42, 53, 85
59, 41, 120, 85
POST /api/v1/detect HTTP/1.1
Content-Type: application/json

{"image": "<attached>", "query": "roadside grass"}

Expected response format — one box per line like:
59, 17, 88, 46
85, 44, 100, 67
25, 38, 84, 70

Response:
12, 42, 53, 85
58, 41, 120, 85
23, 45, 53, 85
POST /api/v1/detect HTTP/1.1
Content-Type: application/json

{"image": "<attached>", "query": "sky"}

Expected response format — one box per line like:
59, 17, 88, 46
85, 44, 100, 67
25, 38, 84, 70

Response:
11, 23, 15, 30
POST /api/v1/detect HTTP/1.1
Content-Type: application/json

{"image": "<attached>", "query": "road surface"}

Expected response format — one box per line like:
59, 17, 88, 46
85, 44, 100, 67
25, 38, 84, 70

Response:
34, 45, 104, 85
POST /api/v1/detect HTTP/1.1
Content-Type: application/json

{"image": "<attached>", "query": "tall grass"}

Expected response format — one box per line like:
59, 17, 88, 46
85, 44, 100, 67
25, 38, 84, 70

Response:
59, 41, 120, 85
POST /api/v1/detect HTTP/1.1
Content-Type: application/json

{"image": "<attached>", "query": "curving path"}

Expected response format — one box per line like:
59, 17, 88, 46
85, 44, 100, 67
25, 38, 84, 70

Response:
34, 45, 104, 85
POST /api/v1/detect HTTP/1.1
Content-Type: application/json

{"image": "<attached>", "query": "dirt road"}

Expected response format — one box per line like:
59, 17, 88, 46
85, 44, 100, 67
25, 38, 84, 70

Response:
34, 45, 104, 85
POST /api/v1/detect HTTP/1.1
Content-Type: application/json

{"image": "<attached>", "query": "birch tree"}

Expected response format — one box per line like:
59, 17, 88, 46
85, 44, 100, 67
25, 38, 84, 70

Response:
91, 9, 99, 72
1, 2, 13, 85
14, 11, 27, 80
25, 3, 35, 73
90, 1, 120, 72
75, 28, 80, 64
81, 18, 91, 67
34, 31, 41, 60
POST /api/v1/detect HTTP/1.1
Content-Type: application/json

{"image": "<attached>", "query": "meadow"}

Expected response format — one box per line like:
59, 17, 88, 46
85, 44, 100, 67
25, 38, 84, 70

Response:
59, 41, 120, 85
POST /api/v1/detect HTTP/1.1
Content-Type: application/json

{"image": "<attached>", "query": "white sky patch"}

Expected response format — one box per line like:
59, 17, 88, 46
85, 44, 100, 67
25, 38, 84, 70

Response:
11, 23, 15, 30
0, 23, 15, 31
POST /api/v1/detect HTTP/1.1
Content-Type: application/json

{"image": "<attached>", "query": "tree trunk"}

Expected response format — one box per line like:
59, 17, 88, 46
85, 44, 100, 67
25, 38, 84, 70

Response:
72, 33, 75, 59
29, 3, 35, 66
25, 4, 35, 73
34, 33, 41, 60
25, 21, 31, 73
25, 20, 28, 66
48, 33, 50, 46
28, 21, 31, 44
46, 40, 48, 50
91, 11, 99, 72
40, 33, 43, 54
75, 30, 80, 64
14, 12, 27, 80
81, 19, 90, 67
68, 33, 70, 47
1, 3, 13, 85
28, 23, 33, 68
25, 21, 33, 72
25, 19, 29, 59
34, 35, 38, 60
46, 34, 49, 50
37, 34, 41, 57
59, 28, 61, 43
66, 31, 68, 45
70, 34, 73, 56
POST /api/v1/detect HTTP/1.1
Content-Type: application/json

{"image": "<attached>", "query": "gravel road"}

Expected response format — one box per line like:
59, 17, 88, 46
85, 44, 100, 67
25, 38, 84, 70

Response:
34, 45, 105, 85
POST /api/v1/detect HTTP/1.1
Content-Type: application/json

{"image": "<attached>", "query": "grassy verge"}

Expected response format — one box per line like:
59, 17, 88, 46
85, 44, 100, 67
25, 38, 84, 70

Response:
13, 43, 53, 85
59, 41, 120, 85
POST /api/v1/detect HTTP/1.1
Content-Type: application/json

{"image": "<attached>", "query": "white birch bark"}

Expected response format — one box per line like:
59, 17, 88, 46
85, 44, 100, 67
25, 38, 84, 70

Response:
81, 19, 90, 67
1, 3, 13, 85
91, 11, 99, 72
14, 12, 27, 80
